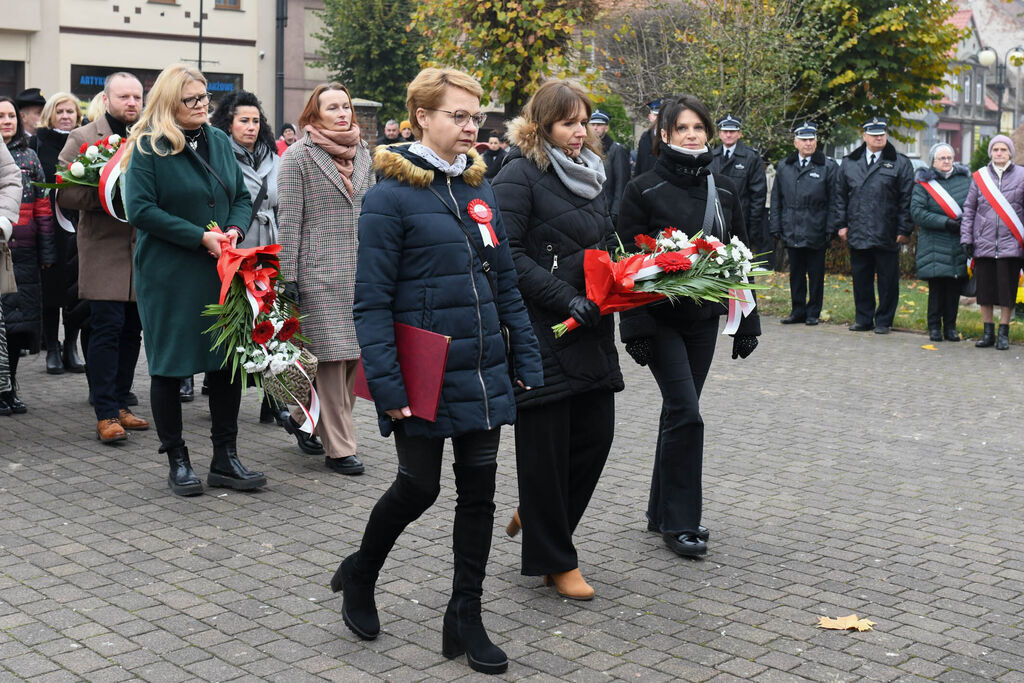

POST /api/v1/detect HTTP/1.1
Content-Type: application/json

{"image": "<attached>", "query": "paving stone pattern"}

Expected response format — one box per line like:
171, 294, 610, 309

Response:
2, 320, 1024, 681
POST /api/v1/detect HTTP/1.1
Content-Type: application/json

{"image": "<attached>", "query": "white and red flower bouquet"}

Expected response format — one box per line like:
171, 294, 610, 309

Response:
552, 228, 770, 337
202, 223, 320, 432
33, 133, 127, 229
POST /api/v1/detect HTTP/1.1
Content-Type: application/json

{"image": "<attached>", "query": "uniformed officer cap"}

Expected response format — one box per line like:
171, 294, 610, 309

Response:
645, 98, 662, 113
794, 122, 817, 139
717, 114, 742, 131
861, 116, 888, 134
589, 109, 610, 125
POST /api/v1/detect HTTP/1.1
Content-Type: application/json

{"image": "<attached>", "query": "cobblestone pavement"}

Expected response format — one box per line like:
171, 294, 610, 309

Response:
3, 318, 1024, 682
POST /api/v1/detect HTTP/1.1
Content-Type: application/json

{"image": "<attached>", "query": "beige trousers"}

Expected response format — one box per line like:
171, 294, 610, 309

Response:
292, 359, 358, 459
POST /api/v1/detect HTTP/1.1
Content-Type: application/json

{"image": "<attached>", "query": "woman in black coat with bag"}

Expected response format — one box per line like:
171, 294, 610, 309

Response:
492, 80, 623, 600
617, 94, 760, 559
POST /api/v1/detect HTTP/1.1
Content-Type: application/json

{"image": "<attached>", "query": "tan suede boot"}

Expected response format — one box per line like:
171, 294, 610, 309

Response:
544, 568, 595, 600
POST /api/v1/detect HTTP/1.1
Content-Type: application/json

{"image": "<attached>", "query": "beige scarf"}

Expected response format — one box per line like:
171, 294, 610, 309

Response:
304, 123, 361, 194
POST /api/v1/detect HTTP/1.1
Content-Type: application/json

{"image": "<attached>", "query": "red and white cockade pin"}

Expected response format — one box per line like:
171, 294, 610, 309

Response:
467, 199, 499, 248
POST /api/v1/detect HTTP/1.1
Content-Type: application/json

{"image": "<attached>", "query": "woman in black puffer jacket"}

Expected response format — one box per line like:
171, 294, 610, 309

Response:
617, 94, 760, 559
492, 80, 623, 601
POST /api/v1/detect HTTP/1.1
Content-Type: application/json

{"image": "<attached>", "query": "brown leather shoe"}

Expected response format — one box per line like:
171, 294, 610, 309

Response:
543, 568, 595, 601
96, 418, 127, 443
506, 509, 522, 537
118, 408, 150, 431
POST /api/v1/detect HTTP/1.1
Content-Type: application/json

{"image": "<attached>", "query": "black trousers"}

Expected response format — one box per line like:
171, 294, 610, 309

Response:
150, 370, 241, 453
646, 316, 719, 536
787, 247, 826, 319
849, 247, 899, 327
514, 389, 614, 576
926, 278, 961, 331
87, 301, 142, 421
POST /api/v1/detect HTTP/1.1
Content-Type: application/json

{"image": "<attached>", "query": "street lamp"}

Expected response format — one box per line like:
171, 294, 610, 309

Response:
977, 45, 1024, 132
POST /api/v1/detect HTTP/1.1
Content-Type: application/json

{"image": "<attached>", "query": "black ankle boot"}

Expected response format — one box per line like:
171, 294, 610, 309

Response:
46, 342, 65, 375
996, 323, 1010, 350
167, 446, 203, 496
208, 445, 267, 490
259, 395, 276, 424
442, 462, 507, 675
331, 554, 380, 640
62, 329, 86, 373
3, 384, 26, 414
976, 322, 995, 347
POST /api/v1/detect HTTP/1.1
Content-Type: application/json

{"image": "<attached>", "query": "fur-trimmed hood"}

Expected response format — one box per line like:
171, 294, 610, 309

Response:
504, 116, 603, 172
372, 142, 487, 188
914, 163, 970, 183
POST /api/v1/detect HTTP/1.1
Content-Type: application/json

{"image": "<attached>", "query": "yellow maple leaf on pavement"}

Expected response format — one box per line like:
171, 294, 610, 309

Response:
817, 614, 876, 631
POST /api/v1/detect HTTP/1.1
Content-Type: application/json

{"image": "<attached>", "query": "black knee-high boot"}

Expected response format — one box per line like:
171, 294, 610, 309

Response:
331, 472, 440, 640
442, 462, 507, 675
62, 324, 85, 373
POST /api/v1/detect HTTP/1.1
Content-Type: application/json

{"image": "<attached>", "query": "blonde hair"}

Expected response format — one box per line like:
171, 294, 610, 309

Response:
86, 92, 106, 122
121, 63, 207, 169
406, 68, 483, 138
38, 92, 82, 130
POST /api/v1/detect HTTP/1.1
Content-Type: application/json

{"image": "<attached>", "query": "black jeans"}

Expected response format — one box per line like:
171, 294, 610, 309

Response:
849, 247, 899, 327
787, 247, 826, 319
150, 370, 241, 453
87, 301, 142, 420
514, 390, 614, 575
646, 316, 719, 536
926, 277, 961, 331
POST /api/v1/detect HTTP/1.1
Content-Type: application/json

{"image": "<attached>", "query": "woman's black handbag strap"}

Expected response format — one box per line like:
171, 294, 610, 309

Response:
248, 174, 269, 229
425, 184, 499, 299
188, 145, 233, 200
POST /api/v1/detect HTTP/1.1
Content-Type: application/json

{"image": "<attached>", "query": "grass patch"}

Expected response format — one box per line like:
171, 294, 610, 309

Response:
758, 271, 1024, 342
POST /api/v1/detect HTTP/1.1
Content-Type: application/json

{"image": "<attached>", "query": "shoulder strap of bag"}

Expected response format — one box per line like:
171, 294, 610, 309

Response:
703, 173, 725, 239
188, 145, 233, 199
248, 173, 269, 229
425, 184, 499, 300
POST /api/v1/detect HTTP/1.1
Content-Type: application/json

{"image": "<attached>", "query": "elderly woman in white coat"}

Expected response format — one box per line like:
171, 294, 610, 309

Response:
277, 82, 375, 475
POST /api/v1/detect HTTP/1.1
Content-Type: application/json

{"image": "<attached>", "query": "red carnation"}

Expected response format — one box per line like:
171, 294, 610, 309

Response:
654, 252, 693, 273
693, 238, 715, 253
251, 320, 275, 345
663, 226, 679, 238
259, 288, 277, 313
79, 142, 89, 154
634, 234, 658, 252
56, 174, 65, 184
277, 317, 300, 342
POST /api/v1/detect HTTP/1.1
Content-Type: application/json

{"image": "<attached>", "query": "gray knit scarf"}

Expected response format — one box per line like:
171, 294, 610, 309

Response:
543, 143, 606, 200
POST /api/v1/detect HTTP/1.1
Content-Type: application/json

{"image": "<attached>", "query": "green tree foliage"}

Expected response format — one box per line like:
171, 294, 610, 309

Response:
596, 93, 634, 148
971, 135, 992, 171
409, 0, 602, 118
312, 0, 426, 122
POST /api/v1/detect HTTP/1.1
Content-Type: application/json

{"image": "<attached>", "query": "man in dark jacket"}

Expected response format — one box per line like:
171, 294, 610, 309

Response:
633, 99, 660, 178
836, 116, 914, 334
770, 122, 839, 326
481, 132, 506, 180
589, 109, 630, 224
710, 114, 768, 260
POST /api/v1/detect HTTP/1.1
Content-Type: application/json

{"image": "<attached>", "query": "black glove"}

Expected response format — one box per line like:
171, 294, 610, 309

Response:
282, 281, 301, 307
732, 334, 758, 360
624, 338, 654, 367
945, 217, 962, 232
961, 243, 974, 259
568, 295, 601, 328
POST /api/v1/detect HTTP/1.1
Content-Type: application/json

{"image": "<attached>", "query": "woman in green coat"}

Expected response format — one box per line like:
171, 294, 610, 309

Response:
122, 64, 266, 497
910, 142, 970, 342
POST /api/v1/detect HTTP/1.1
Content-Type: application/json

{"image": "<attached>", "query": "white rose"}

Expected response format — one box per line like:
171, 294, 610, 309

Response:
107, 134, 121, 146
69, 161, 86, 178
269, 358, 290, 375
84, 146, 100, 161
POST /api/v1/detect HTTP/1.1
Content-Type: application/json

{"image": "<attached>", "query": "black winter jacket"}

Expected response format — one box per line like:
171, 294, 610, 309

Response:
600, 134, 631, 222
492, 118, 623, 409
769, 149, 840, 249
710, 141, 767, 234
836, 141, 914, 250
482, 147, 506, 180
616, 146, 761, 342
354, 145, 543, 438
633, 128, 656, 178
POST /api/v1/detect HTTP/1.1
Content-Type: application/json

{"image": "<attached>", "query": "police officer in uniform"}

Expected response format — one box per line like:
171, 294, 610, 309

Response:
836, 116, 914, 334
589, 109, 630, 224
710, 114, 768, 258
633, 99, 661, 178
770, 122, 839, 326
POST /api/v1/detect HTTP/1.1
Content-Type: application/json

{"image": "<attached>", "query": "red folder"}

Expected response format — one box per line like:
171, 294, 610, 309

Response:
354, 322, 452, 422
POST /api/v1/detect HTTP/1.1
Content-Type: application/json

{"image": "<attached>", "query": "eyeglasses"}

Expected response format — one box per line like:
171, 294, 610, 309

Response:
181, 92, 212, 110
425, 109, 487, 128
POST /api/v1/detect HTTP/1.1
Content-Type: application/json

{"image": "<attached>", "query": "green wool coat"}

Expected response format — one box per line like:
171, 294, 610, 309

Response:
910, 165, 970, 280
123, 125, 252, 377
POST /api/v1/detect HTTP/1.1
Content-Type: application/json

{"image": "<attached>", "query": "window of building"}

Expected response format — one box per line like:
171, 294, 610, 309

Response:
964, 74, 971, 105
215, 0, 240, 8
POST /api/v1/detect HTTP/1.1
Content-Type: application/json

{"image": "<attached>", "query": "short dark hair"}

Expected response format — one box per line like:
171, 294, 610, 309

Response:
653, 94, 714, 157
0, 96, 26, 145
280, 123, 295, 134
209, 90, 276, 159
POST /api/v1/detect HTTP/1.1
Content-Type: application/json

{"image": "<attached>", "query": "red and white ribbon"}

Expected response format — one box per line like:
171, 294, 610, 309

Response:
974, 167, 1024, 248
467, 199, 499, 247
51, 190, 77, 233
722, 282, 756, 335
919, 179, 962, 219
98, 145, 128, 223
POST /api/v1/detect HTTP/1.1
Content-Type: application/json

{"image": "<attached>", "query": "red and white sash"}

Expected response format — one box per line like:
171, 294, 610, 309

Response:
918, 179, 962, 219
973, 167, 1024, 248
98, 145, 128, 223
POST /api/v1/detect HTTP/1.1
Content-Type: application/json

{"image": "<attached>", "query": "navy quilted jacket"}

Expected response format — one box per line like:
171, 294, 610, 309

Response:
354, 144, 543, 438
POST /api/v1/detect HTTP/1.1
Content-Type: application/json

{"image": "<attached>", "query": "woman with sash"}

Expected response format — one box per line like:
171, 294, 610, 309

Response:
960, 135, 1024, 350
910, 142, 970, 342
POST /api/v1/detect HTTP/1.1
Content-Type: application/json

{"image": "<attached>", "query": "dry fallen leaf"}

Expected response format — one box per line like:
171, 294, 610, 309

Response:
817, 614, 875, 631
922, 344, 938, 351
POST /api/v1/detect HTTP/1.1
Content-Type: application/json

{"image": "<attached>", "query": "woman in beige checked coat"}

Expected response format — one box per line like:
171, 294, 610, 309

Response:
277, 83, 375, 474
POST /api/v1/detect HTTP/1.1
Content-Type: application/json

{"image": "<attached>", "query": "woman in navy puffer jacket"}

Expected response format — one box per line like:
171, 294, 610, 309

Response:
335, 68, 541, 676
